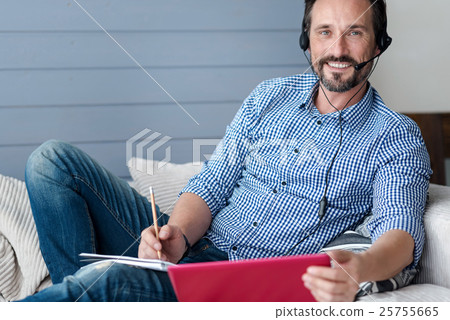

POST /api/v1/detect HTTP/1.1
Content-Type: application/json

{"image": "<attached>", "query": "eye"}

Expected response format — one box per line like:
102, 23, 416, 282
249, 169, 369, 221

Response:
350, 31, 361, 36
320, 30, 330, 36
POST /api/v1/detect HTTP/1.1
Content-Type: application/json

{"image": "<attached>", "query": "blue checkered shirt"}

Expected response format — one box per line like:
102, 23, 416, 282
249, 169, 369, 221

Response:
181, 73, 431, 268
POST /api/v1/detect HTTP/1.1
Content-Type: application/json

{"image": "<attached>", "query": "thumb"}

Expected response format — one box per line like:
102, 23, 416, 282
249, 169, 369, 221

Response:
158, 224, 173, 240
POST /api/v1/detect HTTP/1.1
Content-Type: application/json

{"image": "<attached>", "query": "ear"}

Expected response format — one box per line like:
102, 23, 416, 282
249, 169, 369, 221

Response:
375, 46, 381, 56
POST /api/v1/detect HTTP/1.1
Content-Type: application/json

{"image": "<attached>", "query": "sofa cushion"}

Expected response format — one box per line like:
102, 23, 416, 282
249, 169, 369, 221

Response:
0, 174, 50, 301
357, 283, 450, 302
413, 184, 450, 289
128, 158, 202, 215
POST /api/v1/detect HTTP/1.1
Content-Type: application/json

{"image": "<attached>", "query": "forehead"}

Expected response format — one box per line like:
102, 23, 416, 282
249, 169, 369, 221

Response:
310, 0, 374, 30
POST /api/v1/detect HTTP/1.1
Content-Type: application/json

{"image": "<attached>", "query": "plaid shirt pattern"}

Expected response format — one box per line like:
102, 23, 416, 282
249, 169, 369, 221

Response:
181, 73, 431, 268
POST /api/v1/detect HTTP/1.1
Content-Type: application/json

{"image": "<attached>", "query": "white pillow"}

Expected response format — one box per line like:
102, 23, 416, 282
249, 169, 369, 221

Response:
0, 174, 50, 301
128, 158, 202, 215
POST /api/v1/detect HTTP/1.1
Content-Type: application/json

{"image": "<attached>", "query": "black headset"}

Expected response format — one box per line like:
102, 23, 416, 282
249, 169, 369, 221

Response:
299, 16, 392, 53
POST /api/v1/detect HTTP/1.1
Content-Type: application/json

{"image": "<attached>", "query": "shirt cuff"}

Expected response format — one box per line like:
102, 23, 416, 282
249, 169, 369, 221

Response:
179, 180, 219, 217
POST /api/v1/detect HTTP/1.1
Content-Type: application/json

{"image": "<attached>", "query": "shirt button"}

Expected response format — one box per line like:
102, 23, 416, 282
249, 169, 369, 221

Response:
281, 181, 287, 186
294, 148, 299, 153
317, 120, 322, 125
273, 189, 278, 194
232, 246, 238, 251
253, 221, 258, 227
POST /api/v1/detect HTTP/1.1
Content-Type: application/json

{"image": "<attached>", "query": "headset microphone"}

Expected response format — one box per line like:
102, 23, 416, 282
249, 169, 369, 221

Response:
354, 39, 391, 71
354, 52, 381, 71
355, 22, 392, 71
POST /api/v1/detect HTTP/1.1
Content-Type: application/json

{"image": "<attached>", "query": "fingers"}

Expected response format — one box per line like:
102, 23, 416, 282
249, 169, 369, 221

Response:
158, 224, 172, 240
138, 224, 181, 261
308, 284, 355, 302
302, 253, 361, 302
303, 270, 359, 301
138, 226, 166, 260
307, 265, 349, 282
138, 223, 187, 263
303, 269, 356, 292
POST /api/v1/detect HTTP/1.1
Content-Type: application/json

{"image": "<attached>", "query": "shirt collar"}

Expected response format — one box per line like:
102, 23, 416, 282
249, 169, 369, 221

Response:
298, 74, 374, 130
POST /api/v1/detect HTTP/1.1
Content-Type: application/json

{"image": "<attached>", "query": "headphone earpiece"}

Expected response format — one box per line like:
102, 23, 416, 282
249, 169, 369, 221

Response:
299, 28, 309, 51
376, 22, 392, 53
299, 20, 309, 51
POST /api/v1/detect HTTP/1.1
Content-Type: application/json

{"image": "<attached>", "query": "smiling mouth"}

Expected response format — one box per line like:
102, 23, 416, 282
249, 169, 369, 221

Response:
327, 62, 352, 69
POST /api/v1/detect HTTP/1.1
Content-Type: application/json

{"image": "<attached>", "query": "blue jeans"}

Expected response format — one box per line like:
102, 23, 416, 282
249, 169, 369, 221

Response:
21, 140, 227, 301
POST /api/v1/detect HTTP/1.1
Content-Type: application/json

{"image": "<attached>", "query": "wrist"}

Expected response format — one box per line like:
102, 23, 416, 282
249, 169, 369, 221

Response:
180, 233, 192, 260
357, 250, 374, 283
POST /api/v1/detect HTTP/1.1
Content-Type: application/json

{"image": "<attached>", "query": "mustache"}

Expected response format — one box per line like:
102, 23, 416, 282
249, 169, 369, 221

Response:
318, 55, 358, 67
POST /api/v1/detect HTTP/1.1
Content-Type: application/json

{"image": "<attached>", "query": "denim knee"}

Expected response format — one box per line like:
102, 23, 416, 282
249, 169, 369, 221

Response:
25, 139, 72, 181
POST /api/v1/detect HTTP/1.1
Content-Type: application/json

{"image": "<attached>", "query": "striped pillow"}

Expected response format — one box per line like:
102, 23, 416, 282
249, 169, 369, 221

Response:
0, 174, 50, 301
128, 158, 202, 215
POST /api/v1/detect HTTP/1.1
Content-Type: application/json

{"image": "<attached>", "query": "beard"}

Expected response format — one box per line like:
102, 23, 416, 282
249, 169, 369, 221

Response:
312, 55, 371, 93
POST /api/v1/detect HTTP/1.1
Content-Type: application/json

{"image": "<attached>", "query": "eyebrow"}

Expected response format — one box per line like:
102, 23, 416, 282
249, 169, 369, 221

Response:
348, 24, 369, 31
314, 24, 369, 31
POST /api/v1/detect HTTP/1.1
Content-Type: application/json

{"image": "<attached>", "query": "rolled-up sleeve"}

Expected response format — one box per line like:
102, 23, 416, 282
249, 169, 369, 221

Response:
368, 118, 432, 268
179, 125, 249, 217
180, 82, 268, 217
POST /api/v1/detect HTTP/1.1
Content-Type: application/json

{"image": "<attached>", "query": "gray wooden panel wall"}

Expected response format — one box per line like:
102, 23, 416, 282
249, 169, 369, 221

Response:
0, 0, 307, 180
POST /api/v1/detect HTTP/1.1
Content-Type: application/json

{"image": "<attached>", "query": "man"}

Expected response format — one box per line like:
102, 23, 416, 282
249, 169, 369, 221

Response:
21, 0, 430, 302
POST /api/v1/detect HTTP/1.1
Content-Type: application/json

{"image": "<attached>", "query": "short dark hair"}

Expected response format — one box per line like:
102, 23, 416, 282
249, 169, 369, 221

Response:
303, 0, 387, 41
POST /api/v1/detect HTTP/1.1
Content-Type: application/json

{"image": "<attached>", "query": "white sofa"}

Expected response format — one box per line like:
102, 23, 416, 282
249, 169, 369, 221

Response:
1, 160, 450, 301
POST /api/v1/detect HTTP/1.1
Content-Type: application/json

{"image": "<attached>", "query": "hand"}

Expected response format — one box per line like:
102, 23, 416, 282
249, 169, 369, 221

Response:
302, 250, 362, 302
138, 224, 187, 263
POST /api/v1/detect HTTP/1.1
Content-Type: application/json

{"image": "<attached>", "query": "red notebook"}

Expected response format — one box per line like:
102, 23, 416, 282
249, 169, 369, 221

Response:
167, 253, 330, 302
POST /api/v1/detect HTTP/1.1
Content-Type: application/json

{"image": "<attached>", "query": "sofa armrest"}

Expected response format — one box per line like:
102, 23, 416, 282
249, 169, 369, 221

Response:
413, 184, 450, 289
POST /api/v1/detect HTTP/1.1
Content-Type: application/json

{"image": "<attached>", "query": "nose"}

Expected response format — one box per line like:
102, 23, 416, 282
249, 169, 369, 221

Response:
328, 33, 350, 57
